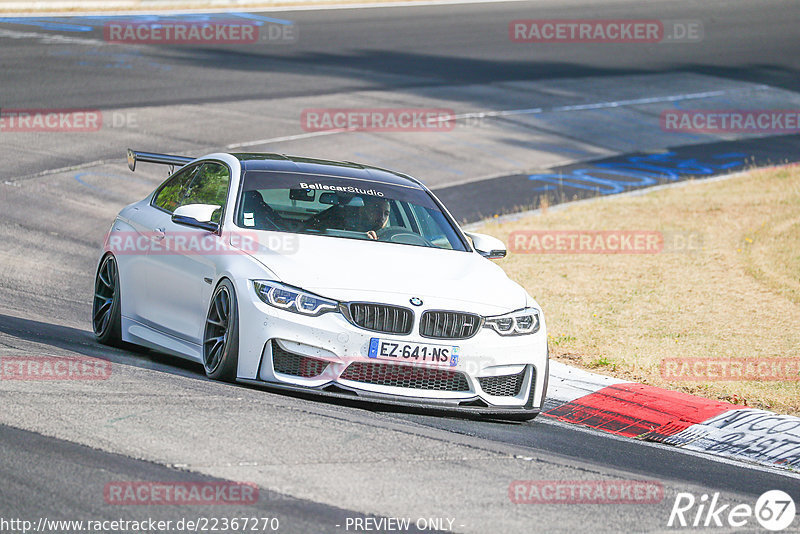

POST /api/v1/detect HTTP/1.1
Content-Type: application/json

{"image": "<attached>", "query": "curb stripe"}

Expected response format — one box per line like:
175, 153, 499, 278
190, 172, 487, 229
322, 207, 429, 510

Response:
546, 360, 629, 404
542, 383, 737, 438
546, 362, 800, 472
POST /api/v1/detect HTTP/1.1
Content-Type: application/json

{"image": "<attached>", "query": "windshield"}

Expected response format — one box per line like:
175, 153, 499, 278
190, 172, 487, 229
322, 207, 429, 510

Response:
235, 170, 468, 251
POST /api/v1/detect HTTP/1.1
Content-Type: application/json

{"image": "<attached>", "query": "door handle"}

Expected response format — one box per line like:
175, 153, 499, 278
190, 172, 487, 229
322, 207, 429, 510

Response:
153, 227, 166, 241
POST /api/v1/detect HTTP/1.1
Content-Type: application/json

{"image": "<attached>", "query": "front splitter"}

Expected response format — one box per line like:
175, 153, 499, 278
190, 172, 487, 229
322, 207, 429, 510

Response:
236, 378, 540, 422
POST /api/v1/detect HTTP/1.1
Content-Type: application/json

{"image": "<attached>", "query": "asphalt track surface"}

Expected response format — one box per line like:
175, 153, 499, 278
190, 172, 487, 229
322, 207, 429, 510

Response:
3, 0, 800, 109
1, 1, 800, 532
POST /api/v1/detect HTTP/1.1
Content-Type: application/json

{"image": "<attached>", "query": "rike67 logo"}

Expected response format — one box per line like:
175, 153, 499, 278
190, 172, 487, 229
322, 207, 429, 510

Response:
668, 490, 796, 531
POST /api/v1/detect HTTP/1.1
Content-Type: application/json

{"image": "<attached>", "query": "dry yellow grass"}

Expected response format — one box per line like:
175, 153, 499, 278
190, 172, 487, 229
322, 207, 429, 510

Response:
475, 165, 800, 415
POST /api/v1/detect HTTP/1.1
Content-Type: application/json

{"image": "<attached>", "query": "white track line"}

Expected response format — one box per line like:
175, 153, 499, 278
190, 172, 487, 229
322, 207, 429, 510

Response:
0, 27, 104, 45
225, 129, 349, 150
226, 88, 761, 151
439, 89, 738, 122
0, 0, 533, 17
7, 86, 766, 183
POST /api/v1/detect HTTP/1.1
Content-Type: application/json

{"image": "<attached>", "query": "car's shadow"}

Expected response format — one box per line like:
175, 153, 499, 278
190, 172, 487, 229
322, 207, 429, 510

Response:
0, 313, 529, 425
0, 313, 205, 378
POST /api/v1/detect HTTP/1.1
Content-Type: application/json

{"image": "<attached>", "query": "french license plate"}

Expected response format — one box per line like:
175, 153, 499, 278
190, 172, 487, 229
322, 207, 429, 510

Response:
368, 338, 459, 367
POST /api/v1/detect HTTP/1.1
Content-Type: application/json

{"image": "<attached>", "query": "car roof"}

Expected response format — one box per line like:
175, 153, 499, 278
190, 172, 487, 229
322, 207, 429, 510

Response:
231, 153, 426, 190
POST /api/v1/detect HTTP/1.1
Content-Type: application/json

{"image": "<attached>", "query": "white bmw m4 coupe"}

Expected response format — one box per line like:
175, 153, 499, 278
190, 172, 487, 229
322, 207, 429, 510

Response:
93, 149, 549, 420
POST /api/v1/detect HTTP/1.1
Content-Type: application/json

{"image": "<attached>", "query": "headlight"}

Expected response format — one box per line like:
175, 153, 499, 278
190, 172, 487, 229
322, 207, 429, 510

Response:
484, 308, 540, 335
253, 281, 339, 316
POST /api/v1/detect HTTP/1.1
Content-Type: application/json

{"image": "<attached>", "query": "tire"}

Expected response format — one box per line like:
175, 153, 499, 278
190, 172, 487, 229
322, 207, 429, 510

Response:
92, 254, 123, 346
203, 278, 239, 381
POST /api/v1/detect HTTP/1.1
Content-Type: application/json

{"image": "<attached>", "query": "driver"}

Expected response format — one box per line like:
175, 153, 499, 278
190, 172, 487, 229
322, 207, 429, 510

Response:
304, 194, 390, 239
360, 197, 391, 240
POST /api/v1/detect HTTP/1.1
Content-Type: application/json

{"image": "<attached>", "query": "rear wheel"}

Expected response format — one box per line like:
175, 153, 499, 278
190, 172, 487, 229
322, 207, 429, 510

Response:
203, 279, 239, 381
92, 254, 122, 346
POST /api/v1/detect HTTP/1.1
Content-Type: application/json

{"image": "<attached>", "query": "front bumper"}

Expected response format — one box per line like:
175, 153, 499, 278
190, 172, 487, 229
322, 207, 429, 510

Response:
235, 281, 549, 415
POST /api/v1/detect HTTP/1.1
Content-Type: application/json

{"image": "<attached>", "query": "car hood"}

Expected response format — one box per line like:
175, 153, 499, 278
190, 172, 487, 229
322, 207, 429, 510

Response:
237, 232, 527, 314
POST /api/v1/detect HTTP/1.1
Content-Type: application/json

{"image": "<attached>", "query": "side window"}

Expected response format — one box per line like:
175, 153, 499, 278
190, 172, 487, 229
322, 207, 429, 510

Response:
152, 165, 200, 213
181, 163, 231, 223
397, 202, 419, 233
412, 205, 453, 249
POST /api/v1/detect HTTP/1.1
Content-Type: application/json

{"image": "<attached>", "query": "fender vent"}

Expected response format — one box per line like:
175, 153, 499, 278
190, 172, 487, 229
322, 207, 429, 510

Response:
478, 368, 526, 396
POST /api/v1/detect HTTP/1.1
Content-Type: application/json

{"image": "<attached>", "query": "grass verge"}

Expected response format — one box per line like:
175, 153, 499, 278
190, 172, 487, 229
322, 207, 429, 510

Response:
475, 164, 800, 415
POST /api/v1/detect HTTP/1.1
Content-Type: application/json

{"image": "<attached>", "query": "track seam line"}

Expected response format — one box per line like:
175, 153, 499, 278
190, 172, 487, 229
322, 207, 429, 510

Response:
4, 85, 769, 184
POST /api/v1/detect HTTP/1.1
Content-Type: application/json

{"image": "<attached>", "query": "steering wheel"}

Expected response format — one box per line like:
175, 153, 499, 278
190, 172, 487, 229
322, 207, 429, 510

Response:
376, 226, 432, 246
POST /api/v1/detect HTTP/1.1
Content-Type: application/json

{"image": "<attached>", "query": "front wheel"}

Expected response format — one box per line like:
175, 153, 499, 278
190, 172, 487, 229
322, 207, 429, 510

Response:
93, 254, 122, 346
203, 279, 239, 381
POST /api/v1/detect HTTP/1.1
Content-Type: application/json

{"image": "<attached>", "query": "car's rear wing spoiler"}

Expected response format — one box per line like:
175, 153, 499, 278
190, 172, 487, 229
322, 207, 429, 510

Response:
127, 148, 194, 172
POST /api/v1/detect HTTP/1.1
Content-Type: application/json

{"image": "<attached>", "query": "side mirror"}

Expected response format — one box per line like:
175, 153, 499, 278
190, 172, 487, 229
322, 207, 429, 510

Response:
172, 204, 221, 232
465, 232, 507, 259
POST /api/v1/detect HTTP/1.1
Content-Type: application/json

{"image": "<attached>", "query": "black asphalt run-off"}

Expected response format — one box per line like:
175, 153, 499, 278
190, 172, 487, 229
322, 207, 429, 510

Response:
0, 424, 433, 534
436, 134, 800, 223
